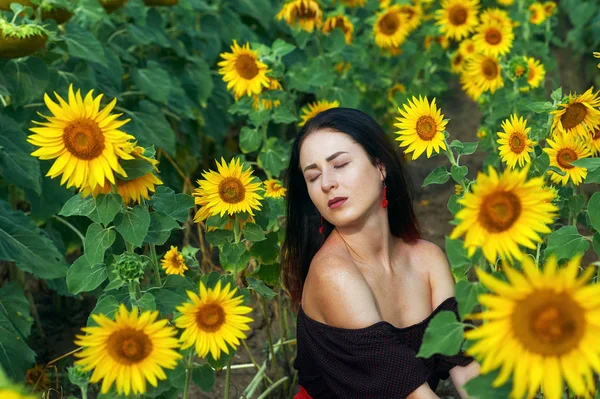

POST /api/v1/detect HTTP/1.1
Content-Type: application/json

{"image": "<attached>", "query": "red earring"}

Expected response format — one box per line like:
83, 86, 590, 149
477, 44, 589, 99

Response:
319, 215, 324, 234
382, 182, 388, 208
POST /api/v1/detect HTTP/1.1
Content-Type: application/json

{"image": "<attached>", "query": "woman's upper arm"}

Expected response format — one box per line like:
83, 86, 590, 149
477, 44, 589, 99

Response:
406, 382, 440, 399
306, 255, 382, 329
413, 240, 456, 308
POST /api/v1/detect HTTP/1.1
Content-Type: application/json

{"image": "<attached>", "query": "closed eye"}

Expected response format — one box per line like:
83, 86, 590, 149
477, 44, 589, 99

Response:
308, 163, 349, 183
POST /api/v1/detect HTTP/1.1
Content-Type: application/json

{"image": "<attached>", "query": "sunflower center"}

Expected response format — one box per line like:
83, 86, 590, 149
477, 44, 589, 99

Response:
107, 328, 153, 365
556, 148, 578, 169
453, 54, 463, 66
514, 65, 525, 77
512, 291, 585, 356
527, 67, 535, 81
235, 54, 259, 80
478, 191, 521, 232
481, 59, 499, 80
63, 119, 105, 160
485, 28, 502, 45
593, 129, 600, 140
334, 17, 346, 29
195, 303, 226, 332
467, 43, 475, 53
297, 2, 316, 19
416, 116, 437, 140
560, 103, 587, 129
509, 132, 526, 153
379, 12, 400, 35
219, 177, 246, 203
449, 6, 467, 26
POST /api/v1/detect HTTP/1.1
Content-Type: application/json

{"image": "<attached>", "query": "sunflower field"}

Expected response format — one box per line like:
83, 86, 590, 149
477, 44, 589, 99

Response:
0, 0, 600, 397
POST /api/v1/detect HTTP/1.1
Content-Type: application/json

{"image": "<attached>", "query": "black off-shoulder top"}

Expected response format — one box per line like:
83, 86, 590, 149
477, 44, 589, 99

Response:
293, 296, 474, 398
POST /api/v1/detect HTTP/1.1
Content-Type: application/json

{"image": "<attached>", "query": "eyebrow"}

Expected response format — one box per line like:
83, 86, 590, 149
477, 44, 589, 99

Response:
303, 151, 349, 173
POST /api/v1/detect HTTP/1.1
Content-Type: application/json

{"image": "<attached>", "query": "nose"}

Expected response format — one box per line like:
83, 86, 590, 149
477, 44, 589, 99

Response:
320, 170, 337, 191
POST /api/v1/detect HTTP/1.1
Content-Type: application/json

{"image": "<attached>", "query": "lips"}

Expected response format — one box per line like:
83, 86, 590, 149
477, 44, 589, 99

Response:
328, 197, 348, 207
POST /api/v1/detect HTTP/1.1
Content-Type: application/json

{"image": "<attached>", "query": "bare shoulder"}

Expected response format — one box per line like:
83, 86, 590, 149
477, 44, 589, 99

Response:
406, 239, 455, 307
302, 250, 382, 329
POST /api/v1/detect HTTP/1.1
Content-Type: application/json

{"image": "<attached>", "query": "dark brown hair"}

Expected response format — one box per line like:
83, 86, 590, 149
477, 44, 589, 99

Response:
280, 108, 422, 313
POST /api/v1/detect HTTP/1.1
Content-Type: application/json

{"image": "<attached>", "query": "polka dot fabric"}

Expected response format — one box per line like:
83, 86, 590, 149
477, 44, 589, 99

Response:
293, 296, 474, 398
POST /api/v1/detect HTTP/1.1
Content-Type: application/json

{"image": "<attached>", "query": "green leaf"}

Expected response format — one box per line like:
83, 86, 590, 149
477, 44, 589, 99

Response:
570, 158, 600, 171
450, 165, 468, 184
246, 277, 277, 299
65, 28, 107, 67
192, 364, 215, 392
422, 165, 450, 186
417, 311, 465, 358
86, 295, 120, 327
0, 200, 67, 279
205, 230, 234, 246
258, 145, 287, 177
0, 114, 41, 194
544, 226, 590, 261
450, 140, 478, 156
455, 280, 486, 320
272, 106, 298, 124
527, 101, 554, 113
239, 126, 262, 153
144, 211, 180, 246
153, 288, 187, 315
445, 237, 470, 269
132, 293, 156, 312
447, 194, 461, 217
84, 223, 116, 265
250, 263, 280, 287
149, 186, 194, 222
2, 57, 49, 107
249, 108, 271, 127
249, 231, 279, 264
551, 87, 562, 103
464, 369, 512, 399
569, 194, 586, 219
130, 101, 176, 156
588, 192, 600, 232
243, 222, 266, 242
220, 242, 246, 266
133, 62, 171, 105
0, 283, 35, 380
59, 194, 96, 218
205, 214, 230, 229
95, 193, 122, 226
119, 158, 155, 181
67, 256, 107, 295
271, 38, 296, 58
114, 206, 151, 248
585, 167, 600, 184
592, 233, 600, 257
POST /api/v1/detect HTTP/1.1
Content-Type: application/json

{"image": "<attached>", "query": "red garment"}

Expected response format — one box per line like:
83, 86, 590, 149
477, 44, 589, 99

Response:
294, 385, 313, 399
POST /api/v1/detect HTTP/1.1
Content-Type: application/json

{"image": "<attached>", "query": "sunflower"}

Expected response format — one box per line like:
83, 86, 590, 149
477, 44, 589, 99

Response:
543, 132, 591, 186
333, 61, 352, 73
477, 127, 489, 139
252, 77, 283, 111
193, 157, 263, 223
449, 165, 558, 263
529, 3, 546, 25
399, 3, 423, 32
424, 35, 450, 50
27, 84, 136, 190
263, 178, 287, 198
394, 96, 448, 160
524, 56, 545, 89
497, 114, 537, 169
322, 15, 354, 45
298, 99, 340, 127
458, 38, 477, 58
472, 19, 514, 56
464, 255, 600, 399
436, 0, 480, 41
388, 83, 407, 102
161, 246, 188, 276
586, 127, 600, 156
496, 0, 513, 5
74, 305, 182, 395
175, 280, 254, 360
460, 53, 504, 101
451, 51, 466, 74
81, 171, 162, 205
374, 5, 411, 49
550, 87, 600, 139
543, 1, 556, 17
276, 0, 323, 33
479, 7, 512, 29
218, 40, 270, 100
0, 389, 36, 399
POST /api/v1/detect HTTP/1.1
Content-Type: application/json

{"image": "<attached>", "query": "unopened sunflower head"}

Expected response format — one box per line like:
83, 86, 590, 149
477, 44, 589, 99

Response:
507, 55, 529, 81
464, 254, 599, 399
113, 252, 147, 283
0, 20, 48, 39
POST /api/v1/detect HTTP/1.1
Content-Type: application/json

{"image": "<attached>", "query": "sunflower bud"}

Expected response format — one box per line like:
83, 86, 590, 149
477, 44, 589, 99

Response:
507, 56, 529, 82
68, 365, 91, 390
113, 252, 146, 283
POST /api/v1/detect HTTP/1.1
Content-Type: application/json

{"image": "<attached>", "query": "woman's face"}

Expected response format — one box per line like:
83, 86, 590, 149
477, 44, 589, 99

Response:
299, 129, 386, 227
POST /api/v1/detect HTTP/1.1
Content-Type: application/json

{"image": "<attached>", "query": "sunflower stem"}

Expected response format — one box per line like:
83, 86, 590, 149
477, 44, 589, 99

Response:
535, 242, 541, 267
128, 281, 138, 301
150, 244, 162, 286
443, 136, 468, 193
182, 351, 194, 399
224, 357, 232, 399
260, 296, 280, 382
256, 376, 288, 399
52, 215, 85, 245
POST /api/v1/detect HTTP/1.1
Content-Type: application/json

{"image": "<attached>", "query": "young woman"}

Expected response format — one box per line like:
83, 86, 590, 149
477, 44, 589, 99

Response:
281, 108, 480, 398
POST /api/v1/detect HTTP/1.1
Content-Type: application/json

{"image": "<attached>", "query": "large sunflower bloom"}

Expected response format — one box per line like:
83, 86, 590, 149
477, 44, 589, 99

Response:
161, 246, 188, 276
399, 3, 423, 32
193, 157, 263, 223
435, 0, 480, 41
74, 305, 182, 395
479, 7, 512, 29
472, 19, 514, 56
81, 171, 163, 205
298, 100, 340, 127
449, 165, 558, 263
460, 53, 504, 101
218, 40, 270, 99
497, 114, 537, 169
374, 5, 411, 49
322, 15, 354, 45
27, 84, 136, 190
175, 280, 254, 360
394, 96, 448, 159
276, 0, 323, 33
550, 87, 600, 138
263, 178, 287, 198
464, 255, 600, 399
543, 132, 591, 186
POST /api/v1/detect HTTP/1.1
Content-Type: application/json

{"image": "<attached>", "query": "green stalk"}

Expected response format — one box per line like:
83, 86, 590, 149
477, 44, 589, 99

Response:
256, 377, 289, 399
224, 357, 232, 399
443, 137, 468, 193
261, 296, 280, 381
128, 281, 139, 301
182, 352, 194, 399
150, 244, 162, 286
